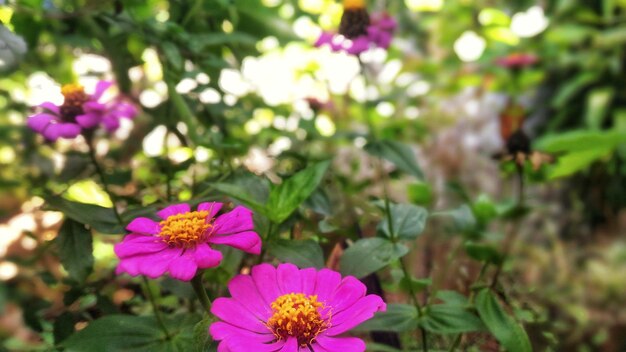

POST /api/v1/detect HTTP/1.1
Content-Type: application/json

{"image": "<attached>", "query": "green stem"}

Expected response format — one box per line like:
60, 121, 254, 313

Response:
257, 221, 274, 264
86, 136, 123, 226
191, 274, 212, 315
142, 277, 171, 340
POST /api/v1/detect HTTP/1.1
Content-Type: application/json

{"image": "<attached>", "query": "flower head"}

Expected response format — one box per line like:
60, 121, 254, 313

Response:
209, 263, 386, 352
495, 53, 538, 69
114, 202, 261, 281
27, 80, 137, 141
315, 11, 397, 55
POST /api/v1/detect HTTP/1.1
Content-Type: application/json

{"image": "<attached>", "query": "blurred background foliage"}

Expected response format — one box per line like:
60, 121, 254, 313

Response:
0, 0, 625, 351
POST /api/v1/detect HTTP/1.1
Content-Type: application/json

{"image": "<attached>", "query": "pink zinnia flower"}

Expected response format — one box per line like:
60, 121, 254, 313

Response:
495, 53, 538, 69
27, 81, 137, 141
315, 12, 397, 55
209, 263, 386, 352
114, 202, 261, 281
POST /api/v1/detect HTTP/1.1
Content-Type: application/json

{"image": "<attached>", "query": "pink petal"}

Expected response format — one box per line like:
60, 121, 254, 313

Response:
115, 247, 181, 279
93, 80, 113, 100
27, 113, 54, 132
251, 264, 281, 305
325, 295, 386, 335
114, 234, 168, 258
328, 276, 367, 314
208, 231, 261, 254
276, 263, 302, 294
168, 251, 198, 281
312, 269, 342, 304
313, 336, 366, 352
225, 338, 286, 352
217, 342, 232, 352
228, 274, 272, 320
102, 116, 121, 132
125, 217, 160, 235
43, 123, 81, 141
211, 298, 269, 333
209, 321, 274, 343
76, 113, 101, 128
83, 101, 106, 113
197, 202, 223, 220
157, 203, 191, 219
39, 102, 60, 114
278, 337, 298, 352
213, 206, 254, 235
300, 268, 318, 295
192, 244, 223, 268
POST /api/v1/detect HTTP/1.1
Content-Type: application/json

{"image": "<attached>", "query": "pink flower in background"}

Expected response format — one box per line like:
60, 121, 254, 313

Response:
27, 81, 137, 141
209, 263, 386, 352
495, 53, 538, 69
315, 12, 397, 55
114, 202, 261, 281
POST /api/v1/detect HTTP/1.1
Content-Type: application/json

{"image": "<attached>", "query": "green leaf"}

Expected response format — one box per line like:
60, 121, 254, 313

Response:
471, 194, 498, 226
353, 304, 419, 332
47, 196, 123, 234
268, 239, 324, 269
420, 304, 486, 334
475, 289, 532, 352
548, 148, 612, 179
535, 129, 625, 153
585, 88, 614, 129
435, 290, 469, 306
266, 161, 330, 223
378, 203, 428, 240
464, 241, 502, 264
56, 219, 94, 283
551, 72, 598, 109
365, 140, 424, 179
407, 182, 433, 206
399, 276, 432, 294
62, 314, 200, 352
340, 238, 408, 278
212, 183, 268, 216
161, 41, 183, 70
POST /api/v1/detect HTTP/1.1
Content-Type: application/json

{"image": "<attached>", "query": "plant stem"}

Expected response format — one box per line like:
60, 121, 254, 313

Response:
191, 274, 212, 315
142, 277, 171, 340
257, 221, 274, 264
86, 137, 123, 226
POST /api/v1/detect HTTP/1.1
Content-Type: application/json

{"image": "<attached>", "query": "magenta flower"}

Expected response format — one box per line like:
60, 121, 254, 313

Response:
27, 81, 137, 141
315, 12, 397, 55
114, 202, 261, 281
209, 263, 386, 352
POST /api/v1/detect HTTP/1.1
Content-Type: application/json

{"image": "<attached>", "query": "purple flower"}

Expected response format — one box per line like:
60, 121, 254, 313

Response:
209, 263, 386, 351
27, 81, 137, 141
315, 12, 397, 55
114, 202, 262, 281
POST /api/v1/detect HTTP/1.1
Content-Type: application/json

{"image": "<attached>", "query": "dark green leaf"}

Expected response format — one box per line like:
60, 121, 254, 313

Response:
464, 241, 502, 264
476, 289, 532, 352
399, 276, 431, 293
435, 291, 469, 306
354, 304, 419, 332
266, 161, 330, 223
407, 182, 433, 206
47, 196, 123, 234
212, 183, 268, 216
268, 239, 324, 269
379, 203, 428, 240
56, 219, 94, 283
420, 304, 486, 334
62, 314, 200, 352
340, 238, 408, 278
161, 41, 183, 70
365, 140, 424, 179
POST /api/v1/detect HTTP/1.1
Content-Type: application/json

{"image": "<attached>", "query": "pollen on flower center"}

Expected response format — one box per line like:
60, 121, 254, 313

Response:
59, 84, 89, 122
266, 293, 330, 347
158, 211, 212, 248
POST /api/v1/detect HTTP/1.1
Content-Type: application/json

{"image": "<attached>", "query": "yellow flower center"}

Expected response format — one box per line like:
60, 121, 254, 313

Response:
158, 211, 212, 248
266, 293, 330, 347
343, 0, 365, 9
60, 84, 89, 122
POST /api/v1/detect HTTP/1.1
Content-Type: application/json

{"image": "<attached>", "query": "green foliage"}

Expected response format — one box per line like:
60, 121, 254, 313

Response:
355, 304, 420, 332
268, 239, 325, 269
420, 304, 486, 334
340, 238, 409, 278
378, 203, 429, 240
365, 140, 424, 179
476, 289, 532, 352
47, 196, 124, 234
56, 219, 94, 284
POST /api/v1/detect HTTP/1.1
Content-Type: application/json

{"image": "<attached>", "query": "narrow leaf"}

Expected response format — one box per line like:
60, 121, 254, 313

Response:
56, 219, 94, 283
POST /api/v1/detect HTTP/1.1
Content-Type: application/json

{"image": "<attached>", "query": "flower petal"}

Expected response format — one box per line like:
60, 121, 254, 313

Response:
39, 102, 60, 114
251, 263, 281, 305
192, 244, 223, 269
114, 234, 168, 258
209, 321, 274, 343
313, 336, 366, 352
228, 274, 272, 320
300, 268, 318, 295
312, 268, 342, 304
93, 80, 113, 100
327, 276, 366, 314
213, 206, 254, 235
43, 123, 81, 141
197, 202, 223, 220
208, 231, 261, 254
125, 217, 160, 235
102, 116, 121, 132
278, 337, 298, 352
211, 298, 269, 333
27, 113, 54, 132
157, 203, 191, 219
168, 251, 198, 281
115, 247, 181, 279
276, 263, 302, 294
76, 113, 100, 128
325, 295, 386, 336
